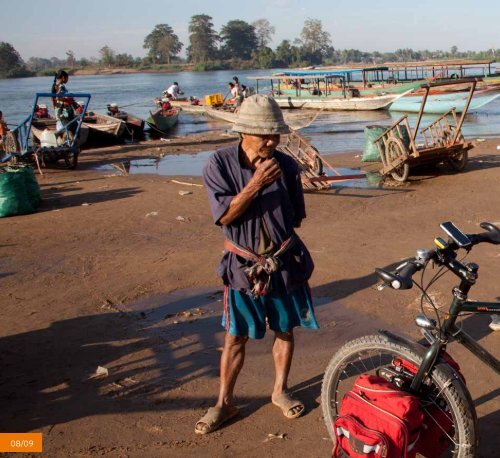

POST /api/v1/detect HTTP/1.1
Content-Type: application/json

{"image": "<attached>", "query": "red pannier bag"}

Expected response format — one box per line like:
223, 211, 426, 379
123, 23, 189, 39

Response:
392, 353, 463, 458
416, 403, 454, 458
333, 374, 423, 458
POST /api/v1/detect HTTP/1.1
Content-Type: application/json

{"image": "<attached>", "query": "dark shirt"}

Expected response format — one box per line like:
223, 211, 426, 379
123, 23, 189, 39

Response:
203, 142, 314, 293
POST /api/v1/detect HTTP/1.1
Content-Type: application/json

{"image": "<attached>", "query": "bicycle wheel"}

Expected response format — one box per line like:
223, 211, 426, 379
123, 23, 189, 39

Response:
321, 334, 477, 457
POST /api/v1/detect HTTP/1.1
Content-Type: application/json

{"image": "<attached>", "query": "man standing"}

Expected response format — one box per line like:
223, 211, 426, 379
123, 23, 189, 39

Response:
196, 94, 319, 435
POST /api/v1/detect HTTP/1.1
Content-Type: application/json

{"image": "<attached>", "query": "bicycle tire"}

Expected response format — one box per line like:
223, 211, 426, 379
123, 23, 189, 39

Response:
321, 334, 477, 457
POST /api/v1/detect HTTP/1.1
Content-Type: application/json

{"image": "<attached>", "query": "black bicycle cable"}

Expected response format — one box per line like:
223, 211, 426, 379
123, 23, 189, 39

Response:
416, 262, 446, 329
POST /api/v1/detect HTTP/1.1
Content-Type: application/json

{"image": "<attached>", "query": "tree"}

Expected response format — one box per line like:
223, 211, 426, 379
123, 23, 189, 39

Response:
0, 42, 23, 71
187, 14, 219, 63
114, 53, 135, 67
275, 40, 294, 66
0, 42, 31, 77
78, 57, 90, 67
143, 24, 183, 64
300, 18, 332, 57
451, 45, 458, 57
26, 57, 52, 71
66, 50, 76, 69
253, 47, 276, 68
220, 20, 258, 60
99, 46, 115, 67
252, 19, 275, 49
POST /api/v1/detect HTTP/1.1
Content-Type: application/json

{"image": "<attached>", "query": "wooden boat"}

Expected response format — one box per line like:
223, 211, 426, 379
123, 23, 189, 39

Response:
272, 91, 409, 111
145, 108, 180, 133
83, 112, 126, 146
250, 74, 412, 111
279, 80, 423, 97
30, 116, 89, 146
389, 89, 500, 114
173, 101, 322, 130
107, 110, 145, 139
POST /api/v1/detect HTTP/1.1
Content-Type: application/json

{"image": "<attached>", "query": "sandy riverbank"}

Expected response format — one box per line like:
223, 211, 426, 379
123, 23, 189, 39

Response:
1, 134, 499, 456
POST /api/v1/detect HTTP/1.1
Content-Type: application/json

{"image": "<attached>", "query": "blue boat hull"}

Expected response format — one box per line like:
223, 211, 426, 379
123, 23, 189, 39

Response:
389, 91, 500, 114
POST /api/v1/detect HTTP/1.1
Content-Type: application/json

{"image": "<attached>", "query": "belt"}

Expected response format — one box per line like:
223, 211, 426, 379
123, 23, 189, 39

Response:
224, 232, 298, 298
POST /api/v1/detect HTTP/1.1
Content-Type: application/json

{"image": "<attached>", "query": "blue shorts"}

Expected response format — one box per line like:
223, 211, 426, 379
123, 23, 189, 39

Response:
222, 283, 319, 339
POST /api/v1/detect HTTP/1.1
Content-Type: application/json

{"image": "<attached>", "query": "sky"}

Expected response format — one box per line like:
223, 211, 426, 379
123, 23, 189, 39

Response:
2, 0, 498, 60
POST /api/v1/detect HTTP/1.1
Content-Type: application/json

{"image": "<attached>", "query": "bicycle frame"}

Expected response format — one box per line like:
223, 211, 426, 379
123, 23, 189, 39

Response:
410, 297, 500, 391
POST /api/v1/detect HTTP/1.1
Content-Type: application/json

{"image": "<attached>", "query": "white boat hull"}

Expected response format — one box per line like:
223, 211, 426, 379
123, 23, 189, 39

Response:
273, 92, 407, 111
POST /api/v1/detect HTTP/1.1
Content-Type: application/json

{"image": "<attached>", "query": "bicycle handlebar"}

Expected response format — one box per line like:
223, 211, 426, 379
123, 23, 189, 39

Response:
376, 222, 499, 290
468, 222, 500, 246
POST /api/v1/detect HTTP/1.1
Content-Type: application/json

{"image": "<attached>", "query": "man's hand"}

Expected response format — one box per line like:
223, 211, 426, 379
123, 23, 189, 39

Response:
251, 158, 281, 190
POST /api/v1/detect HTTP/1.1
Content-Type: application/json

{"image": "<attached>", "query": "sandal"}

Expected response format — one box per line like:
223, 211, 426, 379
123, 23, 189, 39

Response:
195, 406, 239, 435
272, 392, 305, 419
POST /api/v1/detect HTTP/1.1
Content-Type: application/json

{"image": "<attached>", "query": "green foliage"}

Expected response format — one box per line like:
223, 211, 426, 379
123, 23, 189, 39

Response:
0, 42, 33, 78
188, 14, 219, 63
253, 47, 277, 69
193, 61, 230, 71
220, 20, 258, 60
143, 24, 183, 64
114, 53, 135, 67
3, 16, 499, 78
99, 45, 115, 67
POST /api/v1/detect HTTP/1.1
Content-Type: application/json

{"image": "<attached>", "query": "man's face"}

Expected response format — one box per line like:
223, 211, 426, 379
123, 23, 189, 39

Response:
242, 133, 280, 162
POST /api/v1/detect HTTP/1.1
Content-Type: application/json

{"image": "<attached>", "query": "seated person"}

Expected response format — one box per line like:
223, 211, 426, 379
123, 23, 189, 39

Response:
107, 103, 120, 116
227, 82, 240, 105
35, 104, 50, 118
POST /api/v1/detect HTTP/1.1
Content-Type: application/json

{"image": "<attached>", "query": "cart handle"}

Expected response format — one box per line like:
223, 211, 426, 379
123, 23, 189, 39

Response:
420, 77, 482, 89
373, 115, 408, 143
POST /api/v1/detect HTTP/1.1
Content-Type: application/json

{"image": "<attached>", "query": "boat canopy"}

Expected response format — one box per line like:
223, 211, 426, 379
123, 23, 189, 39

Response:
275, 67, 389, 77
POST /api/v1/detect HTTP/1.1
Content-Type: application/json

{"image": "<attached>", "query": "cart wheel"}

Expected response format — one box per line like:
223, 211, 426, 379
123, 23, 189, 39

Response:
4, 131, 20, 154
302, 146, 324, 175
64, 148, 79, 170
313, 156, 324, 175
385, 137, 409, 182
447, 150, 468, 172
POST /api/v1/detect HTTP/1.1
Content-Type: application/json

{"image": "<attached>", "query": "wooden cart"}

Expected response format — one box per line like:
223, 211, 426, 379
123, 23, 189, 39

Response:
279, 131, 365, 191
3, 92, 91, 172
374, 79, 478, 182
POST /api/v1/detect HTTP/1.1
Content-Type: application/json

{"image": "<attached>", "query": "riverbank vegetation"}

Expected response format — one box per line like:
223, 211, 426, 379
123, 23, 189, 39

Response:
1, 15, 498, 78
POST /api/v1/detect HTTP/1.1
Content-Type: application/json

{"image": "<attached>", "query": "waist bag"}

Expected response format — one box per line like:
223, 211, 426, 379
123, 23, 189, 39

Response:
333, 374, 423, 458
392, 352, 464, 458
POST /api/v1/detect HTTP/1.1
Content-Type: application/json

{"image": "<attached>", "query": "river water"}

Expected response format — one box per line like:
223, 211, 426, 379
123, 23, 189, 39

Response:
1, 69, 499, 155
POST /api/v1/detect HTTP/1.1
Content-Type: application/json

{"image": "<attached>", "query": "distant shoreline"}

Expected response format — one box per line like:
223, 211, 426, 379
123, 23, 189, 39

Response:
72, 67, 194, 76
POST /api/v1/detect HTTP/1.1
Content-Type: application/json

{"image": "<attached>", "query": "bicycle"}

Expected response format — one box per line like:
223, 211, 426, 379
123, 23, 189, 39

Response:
321, 221, 500, 457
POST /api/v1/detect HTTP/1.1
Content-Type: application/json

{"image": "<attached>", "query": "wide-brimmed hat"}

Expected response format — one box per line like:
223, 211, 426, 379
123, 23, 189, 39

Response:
232, 94, 290, 135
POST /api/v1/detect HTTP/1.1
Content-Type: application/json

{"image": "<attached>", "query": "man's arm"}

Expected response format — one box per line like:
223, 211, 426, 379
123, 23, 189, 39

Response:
219, 158, 281, 225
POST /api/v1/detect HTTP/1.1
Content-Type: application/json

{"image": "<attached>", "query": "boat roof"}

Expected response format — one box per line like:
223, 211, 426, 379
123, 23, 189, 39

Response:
275, 67, 389, 77
248, 74, 347, 81
382, 59, 495, 68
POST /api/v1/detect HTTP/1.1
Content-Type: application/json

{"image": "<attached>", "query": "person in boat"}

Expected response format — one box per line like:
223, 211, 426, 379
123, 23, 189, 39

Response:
227, 82, 243, 106
0, 110, 9, 153
196, 94, 318, 435
232, 76, 242, 95
34, 104, 50, 119
107, 103, 120, 116
157, 98, 173, 116
165, 82, 184, 100
51, 69, 78, 132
